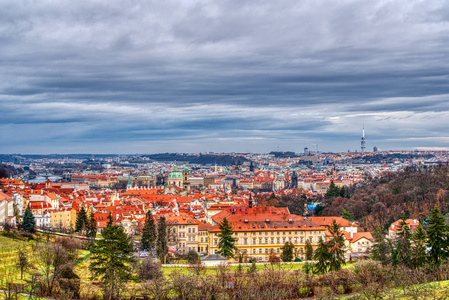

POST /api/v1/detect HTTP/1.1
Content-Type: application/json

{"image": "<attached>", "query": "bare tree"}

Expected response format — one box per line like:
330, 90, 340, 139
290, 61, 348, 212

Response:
36, 243, 71, 296
17, 247, 29, 280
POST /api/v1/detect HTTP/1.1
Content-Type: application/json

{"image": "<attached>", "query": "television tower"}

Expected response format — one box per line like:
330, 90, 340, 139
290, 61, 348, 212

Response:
361, 124, 366, 154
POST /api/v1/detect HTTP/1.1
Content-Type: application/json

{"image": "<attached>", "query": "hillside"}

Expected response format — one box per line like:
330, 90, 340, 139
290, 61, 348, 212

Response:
320, 165, 449, 231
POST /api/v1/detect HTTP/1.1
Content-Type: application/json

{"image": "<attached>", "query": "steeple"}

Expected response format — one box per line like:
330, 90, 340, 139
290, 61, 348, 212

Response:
127, 174, 132, 190
248, 193, 253, 208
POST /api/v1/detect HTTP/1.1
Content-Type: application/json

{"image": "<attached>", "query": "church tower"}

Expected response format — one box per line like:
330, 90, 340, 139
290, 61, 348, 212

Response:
183, 164, 190, 193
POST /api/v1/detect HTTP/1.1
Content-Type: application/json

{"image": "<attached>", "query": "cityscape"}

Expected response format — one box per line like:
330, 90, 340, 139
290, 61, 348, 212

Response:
2, 0, 449, 299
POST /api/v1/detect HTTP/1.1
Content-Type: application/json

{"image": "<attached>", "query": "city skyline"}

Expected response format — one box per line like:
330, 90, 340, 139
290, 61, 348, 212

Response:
1, 1, 449, 154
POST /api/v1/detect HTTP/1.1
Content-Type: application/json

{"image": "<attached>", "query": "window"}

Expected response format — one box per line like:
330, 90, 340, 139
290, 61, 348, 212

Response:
253, 239, 256, 244
192, 228, 195, 233
259, 248, 262, 254
188, 228, 191, 233
300, 237, 304, 243
309, 238, 313, 243
201, 237, 203, 242
253, 249, 256, 254
214, 239, 218, 245
265, 238, 268, 244
277, 248, 280, 253
265, 248, 268, 254
277, 238, 280, 244
244, 239, 247, 245
271, 238, 274, 244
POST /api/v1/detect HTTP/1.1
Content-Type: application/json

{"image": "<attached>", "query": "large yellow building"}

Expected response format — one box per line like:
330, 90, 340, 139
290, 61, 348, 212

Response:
208, 207, 325, 262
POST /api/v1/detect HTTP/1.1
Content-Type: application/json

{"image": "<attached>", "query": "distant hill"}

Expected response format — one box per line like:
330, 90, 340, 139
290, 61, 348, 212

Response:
142, 153, 250, 166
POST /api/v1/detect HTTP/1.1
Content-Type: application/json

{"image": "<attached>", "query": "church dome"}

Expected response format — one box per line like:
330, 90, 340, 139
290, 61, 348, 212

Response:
168, 164, 183, 178
168, 171, 183, 178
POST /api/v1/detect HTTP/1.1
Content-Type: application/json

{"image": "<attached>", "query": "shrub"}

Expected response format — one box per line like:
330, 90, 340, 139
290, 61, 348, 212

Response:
139, 258, 163, 281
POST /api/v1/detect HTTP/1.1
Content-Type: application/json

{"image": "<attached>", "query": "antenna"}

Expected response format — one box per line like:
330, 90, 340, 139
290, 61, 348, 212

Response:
361, 124, 366, 154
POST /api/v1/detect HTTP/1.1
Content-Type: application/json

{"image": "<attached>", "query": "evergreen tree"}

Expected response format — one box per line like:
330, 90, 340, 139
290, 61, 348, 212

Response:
325, 181, 340, 198
156, 217, 168, 263
141, 211, 156, 251
75, 207, 88, 233
107, 212, 114, 227
281, 242, 295, 262
427, 206, 449, 266
340, 208, 354, 222
89, 214, 135, 300
305, 239, 314, 261
328, 219, 346, 272
370, 226, 391, 265
411, 223, 427, 268
313, 238, 330, 275
86, 212, 97, 241
392, 217, 412, 267
22, 207, 36, 232
217, 217, 237, 259
339, 186, 347, 198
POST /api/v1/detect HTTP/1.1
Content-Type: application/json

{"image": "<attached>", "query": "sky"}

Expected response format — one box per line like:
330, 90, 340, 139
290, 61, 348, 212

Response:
1, 0, 449, 154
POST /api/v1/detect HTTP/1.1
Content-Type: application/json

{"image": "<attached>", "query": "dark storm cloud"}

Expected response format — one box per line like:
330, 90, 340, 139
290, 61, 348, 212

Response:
2, 0, 449, 153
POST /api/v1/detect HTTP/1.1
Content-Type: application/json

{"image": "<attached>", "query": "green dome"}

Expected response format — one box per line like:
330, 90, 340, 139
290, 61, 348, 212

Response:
278, 173, 285, 178
168, 171, 183, 178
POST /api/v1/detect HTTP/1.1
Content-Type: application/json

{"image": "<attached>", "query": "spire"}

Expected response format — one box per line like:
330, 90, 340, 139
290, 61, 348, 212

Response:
361, 124, 366, 154
249, 193, 253, 208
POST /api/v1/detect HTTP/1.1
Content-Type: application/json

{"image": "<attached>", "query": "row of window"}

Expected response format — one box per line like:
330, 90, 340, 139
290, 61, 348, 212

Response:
244, 237, 314, 244
225, 231, 322, 236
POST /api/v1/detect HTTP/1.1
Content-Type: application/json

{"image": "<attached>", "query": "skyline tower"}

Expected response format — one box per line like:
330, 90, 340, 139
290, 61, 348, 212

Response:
361, 124, 366, 154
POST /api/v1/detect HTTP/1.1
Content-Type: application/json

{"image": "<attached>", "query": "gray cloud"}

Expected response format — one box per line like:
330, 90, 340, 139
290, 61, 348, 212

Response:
1, 0, 449, 153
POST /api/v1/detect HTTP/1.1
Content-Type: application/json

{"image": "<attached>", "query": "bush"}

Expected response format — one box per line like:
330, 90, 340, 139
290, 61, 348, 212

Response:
139, 258, 163, 281
186, 250, 199, 264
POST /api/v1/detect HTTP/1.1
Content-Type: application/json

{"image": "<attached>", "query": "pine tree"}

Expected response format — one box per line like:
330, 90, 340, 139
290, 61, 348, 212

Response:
325, 181, 340, 198
22, 207, 36, 232
89, 214, 135, 300
370, 226, 391, 265
428, 206, 449, 266
141, 211, 156, 251
392, 217, 412, 267
281, 242, 295, 262
217, 217, 237, 259
107, 212, 114, 227
313, 238, 330, 275
156, 217, 168, 263
86, 212, 97, 242
328, 219, 346, 272
411, 223, 427, 268
75, 207, 88, 233
305, 239, 314, 261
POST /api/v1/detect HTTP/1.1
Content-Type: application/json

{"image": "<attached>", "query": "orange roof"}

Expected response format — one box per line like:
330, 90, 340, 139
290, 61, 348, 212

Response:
389, 219, 420, 232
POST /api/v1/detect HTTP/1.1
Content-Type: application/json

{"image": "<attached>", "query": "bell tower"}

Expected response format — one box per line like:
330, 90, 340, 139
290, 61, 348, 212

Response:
183, 164, 190, 193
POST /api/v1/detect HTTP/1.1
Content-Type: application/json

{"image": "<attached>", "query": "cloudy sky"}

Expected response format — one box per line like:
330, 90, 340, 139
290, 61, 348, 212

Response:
1, 0, 449, 154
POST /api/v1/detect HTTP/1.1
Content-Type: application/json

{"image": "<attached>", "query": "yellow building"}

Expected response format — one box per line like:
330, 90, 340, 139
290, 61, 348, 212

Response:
50, 208, 77, 230
208, 212, 325, 262
166, 215, 199, 255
